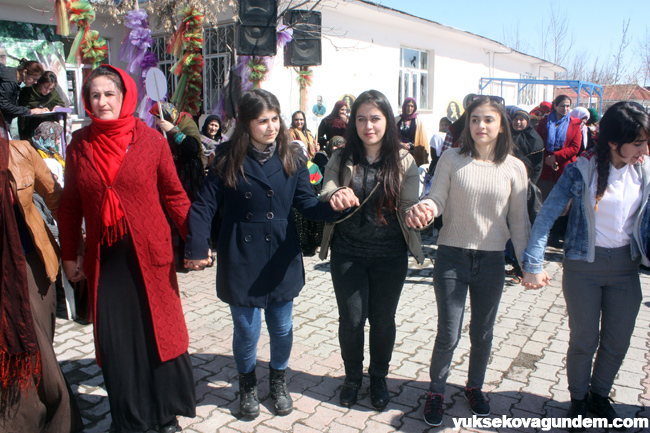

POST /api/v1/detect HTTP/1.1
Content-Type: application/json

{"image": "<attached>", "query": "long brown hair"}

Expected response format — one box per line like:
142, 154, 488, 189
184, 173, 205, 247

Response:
338, 89, 403, 225
460, 96, 513, 164
594, 101, 650, 209
214, 89, 297, 188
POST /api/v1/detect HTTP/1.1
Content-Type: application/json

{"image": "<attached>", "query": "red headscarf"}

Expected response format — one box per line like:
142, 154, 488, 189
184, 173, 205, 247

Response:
82, 65, 138, 245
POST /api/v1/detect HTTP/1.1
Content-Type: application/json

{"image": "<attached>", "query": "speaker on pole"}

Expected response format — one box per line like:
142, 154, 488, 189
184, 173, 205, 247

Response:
237, 0, 277, 56
284, 10, 322, 67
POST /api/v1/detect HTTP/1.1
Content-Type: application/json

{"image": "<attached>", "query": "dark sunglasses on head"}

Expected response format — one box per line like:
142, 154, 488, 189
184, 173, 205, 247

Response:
473, 95, 505, 105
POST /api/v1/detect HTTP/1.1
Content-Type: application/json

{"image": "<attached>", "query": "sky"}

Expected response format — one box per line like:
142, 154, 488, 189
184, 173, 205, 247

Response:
374, 0, 650, 80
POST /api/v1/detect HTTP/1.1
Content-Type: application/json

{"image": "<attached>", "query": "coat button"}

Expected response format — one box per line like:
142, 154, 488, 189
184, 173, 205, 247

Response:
266, 212, 274, 219
247, 212, 253, 220
265, 234, 272, 242
245, 192, 252, 199
244, 235, 252, 242
267, 190, 274, 197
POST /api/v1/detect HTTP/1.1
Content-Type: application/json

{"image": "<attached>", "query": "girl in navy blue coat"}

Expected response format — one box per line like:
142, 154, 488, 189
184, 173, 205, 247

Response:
185, 89, 357, 420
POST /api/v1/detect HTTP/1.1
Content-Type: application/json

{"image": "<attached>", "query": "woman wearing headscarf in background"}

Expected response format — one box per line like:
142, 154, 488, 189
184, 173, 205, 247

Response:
317, 100, 348, 149
200, 114, 223, 169
0, 112, 83, 433
18, 71, 65, 140
150, 102, 204, 202
58, 65, 195, 433
396, 97, 429, 166
30, 121, 65, 187
290, 110, 319, 158
586, 107, 600, 151
506, 106, 544, 184
0, 59, 48, 133
570, 106, 590, 153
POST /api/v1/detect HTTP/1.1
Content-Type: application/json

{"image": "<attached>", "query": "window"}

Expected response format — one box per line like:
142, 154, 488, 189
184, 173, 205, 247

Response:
519, 73, 536, 106
399, 47, 429, 109
203, 24, 235, 114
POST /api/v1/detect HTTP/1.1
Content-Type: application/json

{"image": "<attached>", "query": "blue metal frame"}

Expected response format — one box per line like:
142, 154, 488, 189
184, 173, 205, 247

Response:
479, 78, 603, 113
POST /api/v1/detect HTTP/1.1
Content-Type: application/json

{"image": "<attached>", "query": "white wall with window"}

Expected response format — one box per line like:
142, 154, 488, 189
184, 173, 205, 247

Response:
398, 47, 429, 110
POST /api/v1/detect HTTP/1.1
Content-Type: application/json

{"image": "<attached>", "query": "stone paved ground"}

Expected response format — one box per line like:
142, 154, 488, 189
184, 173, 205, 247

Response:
54, 231, 650, 432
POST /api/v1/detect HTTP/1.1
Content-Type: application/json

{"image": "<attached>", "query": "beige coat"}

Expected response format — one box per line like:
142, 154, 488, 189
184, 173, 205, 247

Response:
318, 149, 424, 264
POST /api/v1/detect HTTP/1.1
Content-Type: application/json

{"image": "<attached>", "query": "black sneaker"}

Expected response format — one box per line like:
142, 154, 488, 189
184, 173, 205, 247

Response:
566, 398, 586, 432
464, 387, 490, 416
587, 391, 625, 430
423, 392, 444, 427
369, 375, 389, 410
339, 377, 362, 408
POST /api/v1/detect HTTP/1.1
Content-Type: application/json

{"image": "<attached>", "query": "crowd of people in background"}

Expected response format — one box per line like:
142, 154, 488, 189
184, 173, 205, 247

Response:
2, 54, 650, 433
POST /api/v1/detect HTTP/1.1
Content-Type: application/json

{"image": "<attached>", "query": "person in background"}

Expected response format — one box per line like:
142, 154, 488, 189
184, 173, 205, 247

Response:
1, 111, 83, 433
0, 43, 7, 66
529, 101, 552, 129
312, 95, 326, 117
290, 110, 319, 158
0, 59, 47, 131
440, 93, 477, 154
570, 107, 590, 153
312, 135, 345, 177
507, 106, 544, 184
406, 96, 529, 427
586, 107, 600, 151
317, 100, 348, 149
30, 121, 65, 187
58, 65, 195, 433
18, 71, 65, 140
396, 97, 429, 166
319, 89, 424, 411
536, 95, 582, 248
184, 89, 348, 420
522, 102, 650, 428
200, 114, 223, 169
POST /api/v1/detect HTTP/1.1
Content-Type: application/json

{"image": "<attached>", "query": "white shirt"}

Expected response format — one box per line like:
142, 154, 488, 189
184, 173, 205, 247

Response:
429, 132, 446, 157
589, 163, 642, 248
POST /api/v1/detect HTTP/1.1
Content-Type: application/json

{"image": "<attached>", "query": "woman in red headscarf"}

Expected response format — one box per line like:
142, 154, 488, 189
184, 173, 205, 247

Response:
317, 100, 348, 149
58, 65, 195, 433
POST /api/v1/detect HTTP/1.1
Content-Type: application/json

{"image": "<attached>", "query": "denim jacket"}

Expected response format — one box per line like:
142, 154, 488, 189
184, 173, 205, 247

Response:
522, 152, 650, 274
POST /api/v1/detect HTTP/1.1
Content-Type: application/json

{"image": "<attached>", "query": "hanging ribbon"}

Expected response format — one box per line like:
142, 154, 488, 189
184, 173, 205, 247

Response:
55, 0, 69, 36
81, 30, 108, 69
65, 1, 95, 65
297, 68, 313, 90
119, 9, 156, 98
168, 7, 204, 116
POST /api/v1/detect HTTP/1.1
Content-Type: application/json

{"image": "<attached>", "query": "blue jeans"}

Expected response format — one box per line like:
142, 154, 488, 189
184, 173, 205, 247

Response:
429, 245, 505, 393
562, 246, 642, 399
230, 300, 293, 374
330, 251, 408, 379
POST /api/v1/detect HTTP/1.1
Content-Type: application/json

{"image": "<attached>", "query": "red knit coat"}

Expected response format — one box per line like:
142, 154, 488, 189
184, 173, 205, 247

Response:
536, 116, 583, 183
58, 119, 191, 365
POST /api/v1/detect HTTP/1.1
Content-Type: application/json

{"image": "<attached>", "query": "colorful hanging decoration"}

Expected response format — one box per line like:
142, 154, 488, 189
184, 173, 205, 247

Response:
55, 0, 69, 36
168, 7, 204, 116
296, 68, 313, 90
246, 56, 269, 89
65, 1, 95, 65
276, 24, 293, 48
120, 8, 157, 99
81, 30, 108, 69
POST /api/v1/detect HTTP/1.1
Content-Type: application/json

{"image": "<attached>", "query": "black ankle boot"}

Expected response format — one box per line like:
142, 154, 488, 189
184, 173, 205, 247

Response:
238, 370, 259, 419
269, 367, 293, 416
587, 391, 624, 430
566, 398, 586, 432
340, 377, 362, 408
369, 375, 389, 410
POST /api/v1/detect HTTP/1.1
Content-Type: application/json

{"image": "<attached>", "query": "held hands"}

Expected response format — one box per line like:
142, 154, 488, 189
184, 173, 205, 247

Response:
184, 249, 213, 271
63, 256, 86, 282
521, 270, 551, 290
405, 202, 435, 229
329, 187, 360, 211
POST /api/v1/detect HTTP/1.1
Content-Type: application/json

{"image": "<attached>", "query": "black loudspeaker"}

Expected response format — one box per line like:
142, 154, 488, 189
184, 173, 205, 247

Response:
284, 10, 322, 67
237, 0, 277, 56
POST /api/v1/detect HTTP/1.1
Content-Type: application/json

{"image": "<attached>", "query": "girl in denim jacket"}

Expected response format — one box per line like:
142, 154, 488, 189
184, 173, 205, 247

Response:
522, 101, 650, 427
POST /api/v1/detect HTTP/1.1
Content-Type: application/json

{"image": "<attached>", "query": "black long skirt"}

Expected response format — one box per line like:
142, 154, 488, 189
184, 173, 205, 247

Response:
96, 233, 196, 432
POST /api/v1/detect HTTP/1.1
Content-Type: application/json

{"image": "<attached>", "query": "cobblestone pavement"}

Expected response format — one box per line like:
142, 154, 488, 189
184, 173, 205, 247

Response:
55, 231, 650, 432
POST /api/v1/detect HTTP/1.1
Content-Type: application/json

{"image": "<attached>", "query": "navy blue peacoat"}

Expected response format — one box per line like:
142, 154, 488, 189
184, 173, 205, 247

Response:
186, 143, 339, 307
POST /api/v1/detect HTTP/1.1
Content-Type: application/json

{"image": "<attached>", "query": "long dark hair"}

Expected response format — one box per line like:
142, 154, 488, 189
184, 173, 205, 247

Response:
594, 101, 650, 208
214, 89, 296, 188
291, 110, 310, 134
16, 59, 43, 78
460, 96, 513, 164
338, 89, 403, 224
36, 71, 57, 86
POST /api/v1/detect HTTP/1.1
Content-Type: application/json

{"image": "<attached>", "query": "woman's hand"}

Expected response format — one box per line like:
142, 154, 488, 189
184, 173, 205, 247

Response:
30, 107, 49, 115
406, 202, 434, 229
184, 258, 210, 270
153, 117, 175, 133
63, 256, 86, 282
330, 187, 359, 211
521, 270, 550, 289
544, 155, 558, 171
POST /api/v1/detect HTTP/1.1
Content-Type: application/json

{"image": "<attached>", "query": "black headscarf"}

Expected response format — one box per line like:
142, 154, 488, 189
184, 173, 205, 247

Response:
201, 115, 222, 141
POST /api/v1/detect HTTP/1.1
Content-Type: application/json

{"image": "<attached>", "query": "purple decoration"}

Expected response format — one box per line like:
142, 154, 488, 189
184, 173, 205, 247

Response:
276, 24, 293, 48
120, 9, 156, 101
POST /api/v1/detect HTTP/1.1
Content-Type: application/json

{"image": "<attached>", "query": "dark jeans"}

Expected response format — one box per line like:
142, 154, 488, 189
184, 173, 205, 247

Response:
429, 245, 505, 393
563, 246, 642, 399
330, 251, 409, 379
